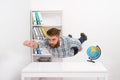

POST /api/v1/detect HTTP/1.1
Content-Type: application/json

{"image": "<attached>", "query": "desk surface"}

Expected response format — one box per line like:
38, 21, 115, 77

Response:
22, 62, 107, 73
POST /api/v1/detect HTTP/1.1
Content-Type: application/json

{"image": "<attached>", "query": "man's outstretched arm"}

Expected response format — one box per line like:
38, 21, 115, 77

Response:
23, 40, 39, 48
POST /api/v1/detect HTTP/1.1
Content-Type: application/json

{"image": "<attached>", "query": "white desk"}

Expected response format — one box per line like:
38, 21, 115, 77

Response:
21, 62, 107, 80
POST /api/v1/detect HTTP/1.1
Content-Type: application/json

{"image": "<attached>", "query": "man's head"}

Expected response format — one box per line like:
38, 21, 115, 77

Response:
47, 28, 61, 48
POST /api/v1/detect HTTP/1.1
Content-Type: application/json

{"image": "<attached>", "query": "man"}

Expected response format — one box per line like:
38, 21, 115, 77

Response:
23, 28, 87, 58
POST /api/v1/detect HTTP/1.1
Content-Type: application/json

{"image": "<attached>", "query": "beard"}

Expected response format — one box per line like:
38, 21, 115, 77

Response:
49, 41, 60, 48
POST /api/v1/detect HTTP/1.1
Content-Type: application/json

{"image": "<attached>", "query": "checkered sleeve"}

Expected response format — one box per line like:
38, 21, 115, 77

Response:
69, 38, 82, 50
37, 39, 48, 48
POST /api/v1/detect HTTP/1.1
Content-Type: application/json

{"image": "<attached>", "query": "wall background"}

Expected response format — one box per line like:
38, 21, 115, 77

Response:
0, 0, 30, 80
0, 0, 120, 80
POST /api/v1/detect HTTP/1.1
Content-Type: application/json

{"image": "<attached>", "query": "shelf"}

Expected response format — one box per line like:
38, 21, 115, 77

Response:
32, 54, 52, 57
31, 10, 62, 62
32, 25, 62, 27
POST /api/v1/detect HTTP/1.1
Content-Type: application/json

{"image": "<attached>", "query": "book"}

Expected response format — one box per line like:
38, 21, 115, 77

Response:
33, 27, 40, 39
36, 48, 41, 54
40, 27, 47, 38
35, 12, 41, 25
38, 27, 44, 39
37, 27, 44, 39
38, 12, 43, 25
32, 12, 37, 25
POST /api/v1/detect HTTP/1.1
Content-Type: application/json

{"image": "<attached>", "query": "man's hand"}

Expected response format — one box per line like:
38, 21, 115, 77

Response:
23, 40, 38, 48
78, 48, 82, 52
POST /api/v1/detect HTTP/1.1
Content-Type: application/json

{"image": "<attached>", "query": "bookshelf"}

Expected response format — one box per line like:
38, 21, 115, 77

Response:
30, 10, 62, 62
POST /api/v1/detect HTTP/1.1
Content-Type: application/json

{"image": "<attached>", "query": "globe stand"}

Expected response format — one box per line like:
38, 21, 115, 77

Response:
87, 57, 95, 63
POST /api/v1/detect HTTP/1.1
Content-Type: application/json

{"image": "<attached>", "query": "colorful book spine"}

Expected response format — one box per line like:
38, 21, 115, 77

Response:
35, 12, 41, 25
38, 27, 44, 39
40, 27, 47, 38
37, 27, 44, 39
36, 48, 41, 54
38, 12, 43, 25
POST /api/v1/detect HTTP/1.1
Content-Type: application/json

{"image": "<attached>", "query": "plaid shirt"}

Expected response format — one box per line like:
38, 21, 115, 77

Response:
38, 36, 82, 58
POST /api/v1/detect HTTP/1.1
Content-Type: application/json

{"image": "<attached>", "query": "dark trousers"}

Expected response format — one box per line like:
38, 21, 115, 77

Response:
72, 36, 86, 55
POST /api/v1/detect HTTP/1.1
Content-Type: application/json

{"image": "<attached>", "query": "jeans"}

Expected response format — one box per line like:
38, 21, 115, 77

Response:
72, 35, 86, 55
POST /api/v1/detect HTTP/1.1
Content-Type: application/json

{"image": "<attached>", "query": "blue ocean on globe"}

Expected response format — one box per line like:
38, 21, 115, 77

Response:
87, 46, 101, 60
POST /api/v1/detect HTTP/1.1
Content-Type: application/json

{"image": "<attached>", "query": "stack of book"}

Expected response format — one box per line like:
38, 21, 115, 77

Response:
32, 11, 47, 40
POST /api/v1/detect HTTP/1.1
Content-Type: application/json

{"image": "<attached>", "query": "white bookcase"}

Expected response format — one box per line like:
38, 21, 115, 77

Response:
30, 10, 63, 62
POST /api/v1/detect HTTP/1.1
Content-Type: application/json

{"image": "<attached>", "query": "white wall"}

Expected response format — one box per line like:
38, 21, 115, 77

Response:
31, 0, 120, 80
0, 0, 30, 80
0, 0, 120, 80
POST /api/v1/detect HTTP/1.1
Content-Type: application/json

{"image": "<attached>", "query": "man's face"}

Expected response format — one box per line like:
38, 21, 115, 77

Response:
48, 35, 60, 48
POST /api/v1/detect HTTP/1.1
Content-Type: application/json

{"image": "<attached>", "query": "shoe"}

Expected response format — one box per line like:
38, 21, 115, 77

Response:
80, 33, 87, 40
68, 34, 72, 38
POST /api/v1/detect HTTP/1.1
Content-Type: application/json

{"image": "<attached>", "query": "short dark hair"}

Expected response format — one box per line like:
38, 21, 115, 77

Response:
47, 28, 61, 36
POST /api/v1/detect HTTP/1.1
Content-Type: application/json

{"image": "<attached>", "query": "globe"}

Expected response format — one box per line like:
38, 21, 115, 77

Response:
86, 45, 101, 63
